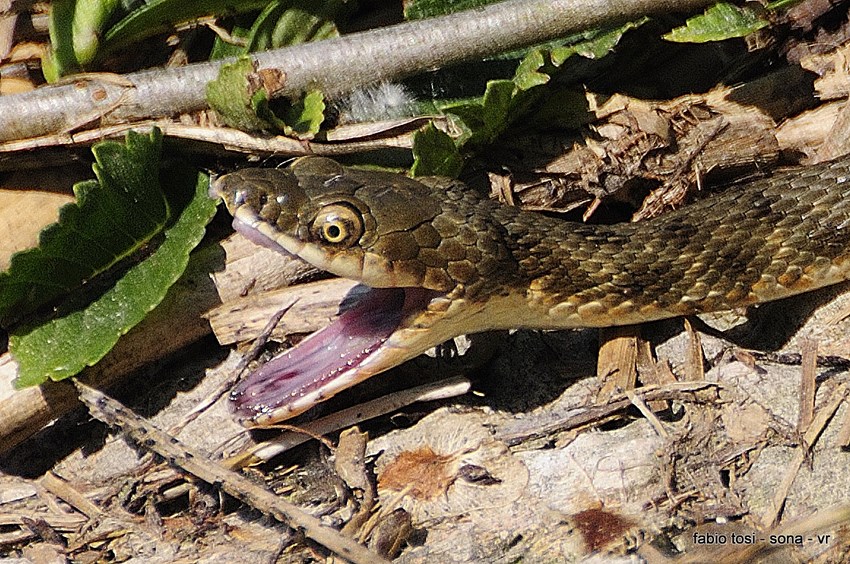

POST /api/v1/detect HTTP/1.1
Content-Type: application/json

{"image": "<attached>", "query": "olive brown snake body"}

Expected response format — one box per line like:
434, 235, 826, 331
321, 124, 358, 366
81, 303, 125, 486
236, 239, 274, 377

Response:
215, 155, 850, 425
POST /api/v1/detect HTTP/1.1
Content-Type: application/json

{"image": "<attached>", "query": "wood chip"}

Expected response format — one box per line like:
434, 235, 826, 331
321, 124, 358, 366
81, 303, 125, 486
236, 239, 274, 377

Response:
596, 326, 639, 403
798, 339, 818, 432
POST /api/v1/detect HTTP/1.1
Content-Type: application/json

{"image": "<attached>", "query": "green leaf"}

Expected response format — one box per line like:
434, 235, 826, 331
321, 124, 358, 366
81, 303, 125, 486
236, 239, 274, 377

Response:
206, 57, 272, 132
404, 0, 500, 19
101, 0, 271, 55
10, 166, 217, 387
264, 0, 343, 49
210, 14, 256, 60
211, 0, 346, 59
441, 79, 515, 146
664, 2, 768, 43
207, 56, 326, 137
411, 123, 464, 177
72, 0, 122, 65
765, 0, 800, 9
277, 89, 326, 137
514, 50, 551, 91
45, 0, 80, 80
0, 129, 168, 325
426, 18, 643, 152
571, 18, 649, 59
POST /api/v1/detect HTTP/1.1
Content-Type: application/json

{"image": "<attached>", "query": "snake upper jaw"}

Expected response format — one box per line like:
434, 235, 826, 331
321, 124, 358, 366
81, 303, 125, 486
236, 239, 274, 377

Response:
231, 208, 368, 283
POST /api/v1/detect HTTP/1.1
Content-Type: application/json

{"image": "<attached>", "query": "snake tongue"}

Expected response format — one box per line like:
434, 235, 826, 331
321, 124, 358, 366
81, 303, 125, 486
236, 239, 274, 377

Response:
229, 286, 436, 425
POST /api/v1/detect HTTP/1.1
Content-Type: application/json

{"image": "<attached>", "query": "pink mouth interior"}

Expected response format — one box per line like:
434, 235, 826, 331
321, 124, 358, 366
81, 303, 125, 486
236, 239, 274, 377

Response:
230, 285, 410, 421
229, 217, 439, 422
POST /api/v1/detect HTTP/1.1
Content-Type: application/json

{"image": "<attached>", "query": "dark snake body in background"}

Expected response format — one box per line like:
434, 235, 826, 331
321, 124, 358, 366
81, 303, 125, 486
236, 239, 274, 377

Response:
215, 155, 850, 426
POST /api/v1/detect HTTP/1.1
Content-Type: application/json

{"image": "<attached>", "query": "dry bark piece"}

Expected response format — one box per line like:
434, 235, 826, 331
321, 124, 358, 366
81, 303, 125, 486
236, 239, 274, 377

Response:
336, 427, 376, 536
208, 277, 356, 345
490, 85, 781, 220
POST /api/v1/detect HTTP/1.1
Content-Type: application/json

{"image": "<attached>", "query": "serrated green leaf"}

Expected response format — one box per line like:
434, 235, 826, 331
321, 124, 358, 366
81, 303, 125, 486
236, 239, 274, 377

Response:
411, 123, 464, 177
514, 50, 551, 91
664, 2, 768, 43
10, 166, 216, 387
208, 57, 326, 137
206, 57, 271, 132
423, 17, 643, 156
572, 18, 648, 59
0, 129, 167, 325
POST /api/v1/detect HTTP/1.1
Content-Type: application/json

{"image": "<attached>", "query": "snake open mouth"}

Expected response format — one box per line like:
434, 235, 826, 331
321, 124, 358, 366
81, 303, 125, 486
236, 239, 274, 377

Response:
228, 217, 442, 425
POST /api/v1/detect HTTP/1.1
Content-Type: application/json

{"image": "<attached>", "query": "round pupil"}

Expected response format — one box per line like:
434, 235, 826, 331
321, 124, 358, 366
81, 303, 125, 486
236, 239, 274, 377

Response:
326, 223, 342, 239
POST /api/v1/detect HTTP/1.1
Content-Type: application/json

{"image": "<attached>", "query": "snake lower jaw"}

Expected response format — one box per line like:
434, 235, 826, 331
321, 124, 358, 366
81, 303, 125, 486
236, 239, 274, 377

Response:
230, 285, 445, 426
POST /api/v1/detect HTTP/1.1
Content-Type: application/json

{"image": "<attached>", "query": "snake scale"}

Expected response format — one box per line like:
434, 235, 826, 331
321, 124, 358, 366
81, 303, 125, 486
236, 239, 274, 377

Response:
215, 155, 850, 426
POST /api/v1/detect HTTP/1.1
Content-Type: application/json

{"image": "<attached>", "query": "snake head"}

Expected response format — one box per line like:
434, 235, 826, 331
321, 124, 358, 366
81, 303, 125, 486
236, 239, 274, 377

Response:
216, 156, 465, 292
213, 157, 515, 425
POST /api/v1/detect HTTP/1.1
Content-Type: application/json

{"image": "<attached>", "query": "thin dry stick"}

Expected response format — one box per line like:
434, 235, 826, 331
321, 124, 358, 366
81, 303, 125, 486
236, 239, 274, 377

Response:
0, 0, 715, 143
835, 401, 850, 448
169, 301, 294, 435
625, 389, 669, 438
497, 381, 724, 446
39, 472, 103, 520
73, 380, 389, 564
683, 317, 705, 381
226, 375, 472, 468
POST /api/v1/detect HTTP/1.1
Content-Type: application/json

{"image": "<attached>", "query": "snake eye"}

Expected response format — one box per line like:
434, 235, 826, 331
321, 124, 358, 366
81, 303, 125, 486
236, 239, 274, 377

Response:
310, 204, 364, 246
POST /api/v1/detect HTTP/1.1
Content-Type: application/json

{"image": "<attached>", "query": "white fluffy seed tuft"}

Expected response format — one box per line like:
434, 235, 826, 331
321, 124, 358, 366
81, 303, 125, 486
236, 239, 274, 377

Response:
336, 82, 418, 123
